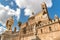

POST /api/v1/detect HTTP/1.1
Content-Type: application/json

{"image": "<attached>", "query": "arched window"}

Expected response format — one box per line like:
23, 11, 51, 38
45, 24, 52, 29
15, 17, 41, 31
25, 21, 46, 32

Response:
36, 24, 39, 27
23, 27, 26, 34
49, 27, 52, 31
41, 29, 43, 33
38, 21, 41, 24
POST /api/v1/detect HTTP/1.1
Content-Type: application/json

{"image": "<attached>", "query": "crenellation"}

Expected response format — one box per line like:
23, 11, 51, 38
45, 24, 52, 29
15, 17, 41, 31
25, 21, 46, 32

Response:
51, 20, 55, 23
54, 19, 59, 22
59, 18, 60, 20
49, 21, 52, 24
46, 22, 50, 25
58, 18, 60, 24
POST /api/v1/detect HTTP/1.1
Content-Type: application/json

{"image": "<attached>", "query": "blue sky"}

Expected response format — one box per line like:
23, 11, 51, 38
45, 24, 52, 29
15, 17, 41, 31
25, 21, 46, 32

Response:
48, 0, 60, 19
0, 0, 60, 31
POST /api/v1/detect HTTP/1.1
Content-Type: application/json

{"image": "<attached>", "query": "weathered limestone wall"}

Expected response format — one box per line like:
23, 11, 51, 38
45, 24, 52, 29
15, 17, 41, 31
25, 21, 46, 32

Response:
37, 30, 60, 40
20, 35, 37, 40
37, 22, 60, 40
1, 31, 19, 40
0, 36, 1, 40
1, 34, 19, 40
12, 35, 19, 40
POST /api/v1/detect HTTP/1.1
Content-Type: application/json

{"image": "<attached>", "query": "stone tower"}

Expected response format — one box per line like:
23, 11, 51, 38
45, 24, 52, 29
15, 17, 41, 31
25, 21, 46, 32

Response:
41, 2, 50, 21
41, 2, 47, 13
6, 17, 14, 31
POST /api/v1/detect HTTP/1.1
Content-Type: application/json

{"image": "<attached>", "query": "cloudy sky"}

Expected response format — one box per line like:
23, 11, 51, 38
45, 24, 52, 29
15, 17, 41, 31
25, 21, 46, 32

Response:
0, 0, 60, 33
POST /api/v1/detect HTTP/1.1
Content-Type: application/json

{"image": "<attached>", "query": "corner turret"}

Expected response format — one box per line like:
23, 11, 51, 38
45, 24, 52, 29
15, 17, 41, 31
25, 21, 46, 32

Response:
6, 16, 14, 31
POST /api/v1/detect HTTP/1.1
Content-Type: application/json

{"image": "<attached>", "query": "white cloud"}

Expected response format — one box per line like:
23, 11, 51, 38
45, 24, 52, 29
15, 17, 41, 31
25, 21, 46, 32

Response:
0, 4, 20, 26
15, 0, 52, 16
0, 26, 7, 34
24, 8, 33, 16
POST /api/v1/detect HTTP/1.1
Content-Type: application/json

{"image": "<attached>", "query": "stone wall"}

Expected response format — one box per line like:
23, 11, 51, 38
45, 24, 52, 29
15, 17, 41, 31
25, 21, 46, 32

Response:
1, 31, 19, 40
0, 36, 1, 40
37, 22, 60, 40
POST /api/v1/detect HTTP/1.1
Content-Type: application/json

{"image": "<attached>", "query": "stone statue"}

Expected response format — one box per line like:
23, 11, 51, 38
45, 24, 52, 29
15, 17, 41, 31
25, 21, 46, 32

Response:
6, 17, 14, 31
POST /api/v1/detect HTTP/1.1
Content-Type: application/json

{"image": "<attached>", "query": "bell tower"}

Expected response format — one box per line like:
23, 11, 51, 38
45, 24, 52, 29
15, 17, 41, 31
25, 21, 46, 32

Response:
41, 2, 51, 21
6, 17, 14, 31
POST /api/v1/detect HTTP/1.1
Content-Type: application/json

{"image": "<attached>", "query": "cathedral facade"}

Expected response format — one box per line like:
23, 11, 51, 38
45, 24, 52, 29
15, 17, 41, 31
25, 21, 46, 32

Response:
0, 2, 60, 40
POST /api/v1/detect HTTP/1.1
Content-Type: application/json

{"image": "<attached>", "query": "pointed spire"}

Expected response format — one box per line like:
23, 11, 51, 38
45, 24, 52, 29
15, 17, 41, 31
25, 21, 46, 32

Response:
41, 2, 48, 14
54, 14, 58, 19
41, 2, 47, 10
41, 2, 46, 8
